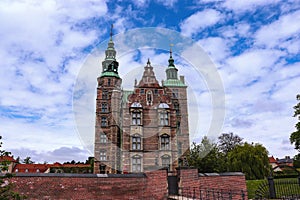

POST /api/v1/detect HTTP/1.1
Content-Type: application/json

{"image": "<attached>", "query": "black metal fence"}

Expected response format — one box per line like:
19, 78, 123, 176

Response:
168, 187, 247, 200
255, 177, 300, 199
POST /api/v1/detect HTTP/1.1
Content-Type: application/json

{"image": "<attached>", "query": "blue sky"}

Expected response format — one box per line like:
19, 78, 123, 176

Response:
0, 0, 299, 163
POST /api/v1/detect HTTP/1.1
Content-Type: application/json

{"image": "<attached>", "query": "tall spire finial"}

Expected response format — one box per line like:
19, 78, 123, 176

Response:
169, 43, 174, 58
110, 24, 113, 40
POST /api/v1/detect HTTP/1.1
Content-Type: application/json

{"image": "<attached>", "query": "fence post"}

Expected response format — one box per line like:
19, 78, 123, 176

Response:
268, 176, 276, 198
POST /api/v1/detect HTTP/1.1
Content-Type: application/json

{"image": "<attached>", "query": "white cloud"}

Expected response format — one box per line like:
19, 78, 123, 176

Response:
197, 37, 230, 62
255, 10, 300, 50
223, 0, 280, 13
180, 9, 223, 37
156, 0, 178, 7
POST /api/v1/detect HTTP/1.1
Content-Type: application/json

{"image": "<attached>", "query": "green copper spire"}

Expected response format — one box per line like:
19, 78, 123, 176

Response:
163, 45, 186, 87
101, 24, 120, 78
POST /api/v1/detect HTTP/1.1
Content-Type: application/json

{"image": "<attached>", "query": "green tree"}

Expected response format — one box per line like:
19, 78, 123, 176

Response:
218, 132, 243, 171
187, 137, 225, 173
218, 132, 243, 154
290, 94, 300, 151
22, 157, 34, 164
293, 154, 300, 168
0, 136, 23, 199
227, 142, 270, 180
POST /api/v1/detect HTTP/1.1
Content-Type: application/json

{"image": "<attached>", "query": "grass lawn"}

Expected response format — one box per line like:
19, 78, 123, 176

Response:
246, 179, 266, 199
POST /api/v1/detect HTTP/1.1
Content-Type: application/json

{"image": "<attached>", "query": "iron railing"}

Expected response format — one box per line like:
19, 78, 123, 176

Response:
168, 187, 247, 200
255, 177, 300, 199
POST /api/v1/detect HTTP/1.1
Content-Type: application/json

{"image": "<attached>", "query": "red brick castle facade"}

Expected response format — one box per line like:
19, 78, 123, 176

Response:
94, 27, 190, 174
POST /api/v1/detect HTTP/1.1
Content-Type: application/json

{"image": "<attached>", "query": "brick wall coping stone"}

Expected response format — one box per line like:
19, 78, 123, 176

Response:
9, 173, 146, 178
198, 172, 245, 176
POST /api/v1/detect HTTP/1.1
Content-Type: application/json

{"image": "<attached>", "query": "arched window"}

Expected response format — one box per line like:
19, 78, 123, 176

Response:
132, 155, 142, 172
161, 134, 170, 150
132, 135, 142, 150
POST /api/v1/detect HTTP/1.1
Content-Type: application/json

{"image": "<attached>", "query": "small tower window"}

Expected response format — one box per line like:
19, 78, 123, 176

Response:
101, 117, 107, 127
108, 79, 111, 86
132, 155, 142, 172
172, 89, 178, 98
174, 103, 180, 115
132, 135, 142, 150
102, 90, 108, 99
101, 103, 108, 112
161, 134, 170, 150
178, 142, 182, 155
100, 133, 107, 143
100, 151, 106, 161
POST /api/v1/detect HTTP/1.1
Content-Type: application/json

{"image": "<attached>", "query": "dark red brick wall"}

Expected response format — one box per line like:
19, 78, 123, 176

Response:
10, 169, 247, 200
179, 168, 248, 200
11, 170, 168, 200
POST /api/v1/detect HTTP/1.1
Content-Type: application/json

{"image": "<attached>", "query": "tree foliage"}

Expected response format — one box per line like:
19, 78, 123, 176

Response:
22, 157, 34, 164
186, 133, 270, 180
218, 132, 243, 154
0, 136, 23, 199
227, 142, 270, 180
187, 137, 225, 173
290, 94, 300, 151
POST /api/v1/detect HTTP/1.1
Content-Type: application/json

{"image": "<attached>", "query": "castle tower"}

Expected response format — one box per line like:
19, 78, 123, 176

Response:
94, 28, 190, 174
94, 25, 122, 174
163, 48, 190, 166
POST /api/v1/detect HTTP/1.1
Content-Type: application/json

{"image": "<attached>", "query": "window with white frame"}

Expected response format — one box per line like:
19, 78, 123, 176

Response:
100, 151, 106, 161
160, 111, 169, 126
161, 134, 170, 150
132, 135, 141, 150
100, 133, 107, 143
132, 155, 142, 172
132, 111, 141, 125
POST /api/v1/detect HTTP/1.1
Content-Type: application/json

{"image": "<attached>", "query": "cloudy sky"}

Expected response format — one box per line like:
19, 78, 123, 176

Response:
0, 0, 299, 163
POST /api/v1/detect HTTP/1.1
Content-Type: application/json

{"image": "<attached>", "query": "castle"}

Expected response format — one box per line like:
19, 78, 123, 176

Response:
94, 27, 190, 174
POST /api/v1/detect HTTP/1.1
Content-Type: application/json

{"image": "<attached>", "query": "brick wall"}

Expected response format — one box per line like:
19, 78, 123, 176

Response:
178, 168, 248, 200
9, 169, 248, 199
11, 170, 168, 200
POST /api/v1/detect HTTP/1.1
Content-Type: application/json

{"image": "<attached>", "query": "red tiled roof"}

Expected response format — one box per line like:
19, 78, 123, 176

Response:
13, 164, 50, 173
0, 156, 16, 162
269, 156, 277, 163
